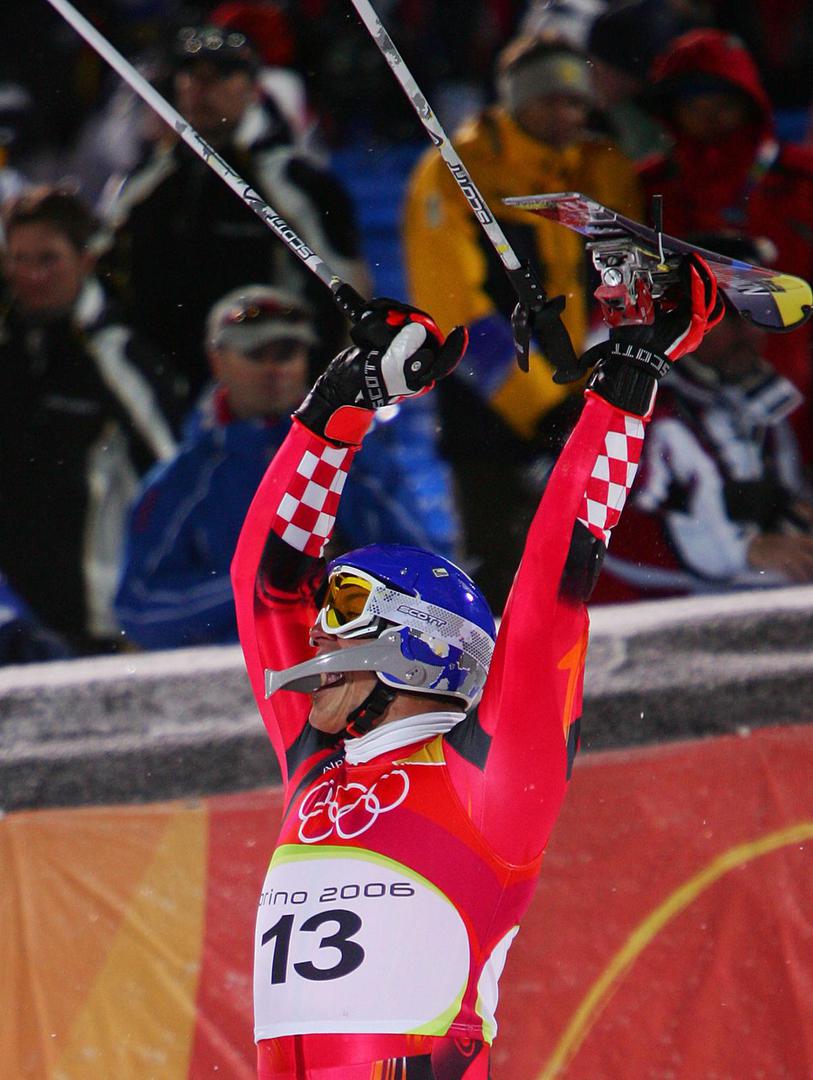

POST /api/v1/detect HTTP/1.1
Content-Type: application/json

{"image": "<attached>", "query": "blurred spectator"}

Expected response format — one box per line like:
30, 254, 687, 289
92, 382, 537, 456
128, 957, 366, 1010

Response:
639, 29, 813, 459
712, 0, 813, 113
210, 1, 312, 141
69, 48, 178, 208
585, 0, 702, 161
590, 235, 813, 603
0, 2, 99, 184
0, 573, 74, 665
521, 0, 608, 49
290, 0, 527, 145
103, 22, 369, 403
402, 34, 643, 610
0, 188, 181, 654
115, 284, 460, 649
0, 82, 33, 208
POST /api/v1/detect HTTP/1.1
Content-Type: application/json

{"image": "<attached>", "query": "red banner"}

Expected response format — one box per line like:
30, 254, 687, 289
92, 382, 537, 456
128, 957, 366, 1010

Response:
3, 723, 811, 1078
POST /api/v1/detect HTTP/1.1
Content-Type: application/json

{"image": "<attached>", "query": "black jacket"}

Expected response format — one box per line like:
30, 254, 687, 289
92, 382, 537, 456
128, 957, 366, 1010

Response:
0, 279, 182, 651
104, 104, 367, 399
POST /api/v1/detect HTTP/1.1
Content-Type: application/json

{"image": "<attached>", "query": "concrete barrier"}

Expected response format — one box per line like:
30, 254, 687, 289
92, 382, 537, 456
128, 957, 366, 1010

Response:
2, 585, 813, 812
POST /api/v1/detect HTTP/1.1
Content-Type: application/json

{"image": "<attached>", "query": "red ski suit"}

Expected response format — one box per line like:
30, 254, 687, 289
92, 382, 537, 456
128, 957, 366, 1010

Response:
232, 389, 647, 1079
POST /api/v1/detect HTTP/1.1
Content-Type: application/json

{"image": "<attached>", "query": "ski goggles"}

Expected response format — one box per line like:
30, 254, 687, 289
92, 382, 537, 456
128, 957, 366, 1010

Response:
316, 568, 386, 639
314, 566, 495, 673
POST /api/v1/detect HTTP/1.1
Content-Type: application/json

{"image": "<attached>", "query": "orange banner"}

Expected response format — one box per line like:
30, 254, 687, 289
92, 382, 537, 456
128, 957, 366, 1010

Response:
2, 723, 811, 1078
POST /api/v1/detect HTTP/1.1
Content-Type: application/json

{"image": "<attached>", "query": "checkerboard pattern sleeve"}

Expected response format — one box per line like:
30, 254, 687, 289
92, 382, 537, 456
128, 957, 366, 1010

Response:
578, 413, 646, 545
272, 436, 352, 557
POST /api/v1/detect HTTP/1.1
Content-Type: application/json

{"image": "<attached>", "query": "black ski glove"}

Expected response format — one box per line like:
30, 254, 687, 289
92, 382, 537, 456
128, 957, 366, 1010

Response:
586, 254, 725, 414
295, 299, 468, 444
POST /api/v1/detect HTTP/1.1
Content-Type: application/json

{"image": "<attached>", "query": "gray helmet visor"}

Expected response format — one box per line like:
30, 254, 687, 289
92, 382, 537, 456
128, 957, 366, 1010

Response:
264, 629, 429, 698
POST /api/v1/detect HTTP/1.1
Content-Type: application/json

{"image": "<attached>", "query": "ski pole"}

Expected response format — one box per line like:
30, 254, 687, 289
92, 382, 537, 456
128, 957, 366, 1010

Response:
347, 0, 573, 371
43, 0, 366, 323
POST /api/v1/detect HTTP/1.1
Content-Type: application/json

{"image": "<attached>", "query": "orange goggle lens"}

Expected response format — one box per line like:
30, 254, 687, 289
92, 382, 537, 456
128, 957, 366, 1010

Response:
322, 573, 374, 630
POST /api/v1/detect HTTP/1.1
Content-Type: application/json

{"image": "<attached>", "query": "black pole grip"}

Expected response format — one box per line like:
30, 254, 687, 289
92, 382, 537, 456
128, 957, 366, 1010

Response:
508, 260, 549, 311
508, 260, 550, 372
511, 303, 531, 372
332, 282, 367, 325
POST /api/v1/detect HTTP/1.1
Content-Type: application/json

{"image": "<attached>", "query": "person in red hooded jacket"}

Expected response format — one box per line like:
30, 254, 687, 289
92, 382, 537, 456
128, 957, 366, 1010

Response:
638, 28, 813, 460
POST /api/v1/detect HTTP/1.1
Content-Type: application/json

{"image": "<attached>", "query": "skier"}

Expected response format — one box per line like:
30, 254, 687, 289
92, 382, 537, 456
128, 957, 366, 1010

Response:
231, 256, 724, 1078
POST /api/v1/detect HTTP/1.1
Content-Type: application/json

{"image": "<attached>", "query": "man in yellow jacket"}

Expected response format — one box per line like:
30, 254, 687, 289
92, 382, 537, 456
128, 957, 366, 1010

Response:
402, 36, 643, 609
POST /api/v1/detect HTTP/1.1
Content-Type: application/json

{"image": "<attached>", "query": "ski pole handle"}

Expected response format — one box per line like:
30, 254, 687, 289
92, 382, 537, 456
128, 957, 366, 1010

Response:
44, 0, 368, 325
507, 261, 556, 372
347, 0, 562, 371
348, 0, 523, 278
331, 283, 367, 324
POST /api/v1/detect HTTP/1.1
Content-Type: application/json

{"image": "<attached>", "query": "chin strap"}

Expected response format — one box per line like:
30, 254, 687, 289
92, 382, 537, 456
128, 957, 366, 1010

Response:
345, 681, 397, 739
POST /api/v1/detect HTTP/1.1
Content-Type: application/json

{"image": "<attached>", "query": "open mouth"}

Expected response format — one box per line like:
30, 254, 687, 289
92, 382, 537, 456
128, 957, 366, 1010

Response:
314, 672, 346, 694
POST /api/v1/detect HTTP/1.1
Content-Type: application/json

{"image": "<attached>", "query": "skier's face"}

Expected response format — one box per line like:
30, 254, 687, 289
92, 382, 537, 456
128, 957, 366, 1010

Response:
4, 223, 94, 315
307, 625, 379, 735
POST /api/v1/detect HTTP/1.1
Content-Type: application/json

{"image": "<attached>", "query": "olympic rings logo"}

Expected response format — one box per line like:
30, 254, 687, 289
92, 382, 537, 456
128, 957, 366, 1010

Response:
297, 770, 410, 843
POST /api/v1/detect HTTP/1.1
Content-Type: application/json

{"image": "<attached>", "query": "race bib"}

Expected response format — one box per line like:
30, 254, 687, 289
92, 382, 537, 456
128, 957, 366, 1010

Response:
254, 846, 470, 1039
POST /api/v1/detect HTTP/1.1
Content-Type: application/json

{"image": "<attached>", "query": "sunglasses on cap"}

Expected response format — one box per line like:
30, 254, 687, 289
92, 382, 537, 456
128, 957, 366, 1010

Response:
223, 298, 307, 327
174, 26, 258, 73
215, 295, 316, 357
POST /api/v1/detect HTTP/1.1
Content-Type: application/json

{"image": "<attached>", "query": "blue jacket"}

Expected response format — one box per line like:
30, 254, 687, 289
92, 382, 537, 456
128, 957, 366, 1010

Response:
114, 392, 460, 649
0, 573, 74, 664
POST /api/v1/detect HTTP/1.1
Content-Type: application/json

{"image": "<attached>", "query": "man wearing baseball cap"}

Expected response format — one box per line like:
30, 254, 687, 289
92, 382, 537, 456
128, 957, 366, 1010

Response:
114, 287, 460, 649
206, 284, 319, 421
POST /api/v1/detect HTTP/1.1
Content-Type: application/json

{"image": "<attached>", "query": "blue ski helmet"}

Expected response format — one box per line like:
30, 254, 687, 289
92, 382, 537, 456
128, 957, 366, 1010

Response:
320, 544, 496, 709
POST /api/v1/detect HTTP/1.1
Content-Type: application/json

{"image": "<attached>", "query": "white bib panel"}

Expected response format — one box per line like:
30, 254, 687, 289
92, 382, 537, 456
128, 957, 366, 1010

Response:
254, 847, 470, 1041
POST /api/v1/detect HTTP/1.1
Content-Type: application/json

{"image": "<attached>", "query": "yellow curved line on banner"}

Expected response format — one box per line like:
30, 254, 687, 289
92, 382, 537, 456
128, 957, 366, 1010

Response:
539, 821, 813, 1080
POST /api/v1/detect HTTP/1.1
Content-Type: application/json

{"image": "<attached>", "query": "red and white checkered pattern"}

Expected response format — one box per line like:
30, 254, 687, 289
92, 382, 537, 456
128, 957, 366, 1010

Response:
273, 442, 351, 557
578, 414, 645, 545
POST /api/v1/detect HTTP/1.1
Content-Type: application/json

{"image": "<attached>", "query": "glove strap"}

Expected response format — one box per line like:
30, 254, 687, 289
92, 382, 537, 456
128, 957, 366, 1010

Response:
324, 405, 375, 445
531, 295, 581, 383
295, 388, 374, 447
587, 353, 658, 418
608, 338, 671, 380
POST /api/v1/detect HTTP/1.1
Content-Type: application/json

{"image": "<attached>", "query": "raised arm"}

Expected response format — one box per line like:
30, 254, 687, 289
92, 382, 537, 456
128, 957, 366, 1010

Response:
447, 255, 725, 863
231, 302, 467, 783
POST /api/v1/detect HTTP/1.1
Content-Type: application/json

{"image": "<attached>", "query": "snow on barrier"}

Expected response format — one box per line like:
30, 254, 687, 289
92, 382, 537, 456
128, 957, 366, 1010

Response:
2, 584, 813, 812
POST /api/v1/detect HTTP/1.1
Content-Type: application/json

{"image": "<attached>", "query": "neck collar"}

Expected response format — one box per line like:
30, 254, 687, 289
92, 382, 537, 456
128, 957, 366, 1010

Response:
344, 710, 466, 765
